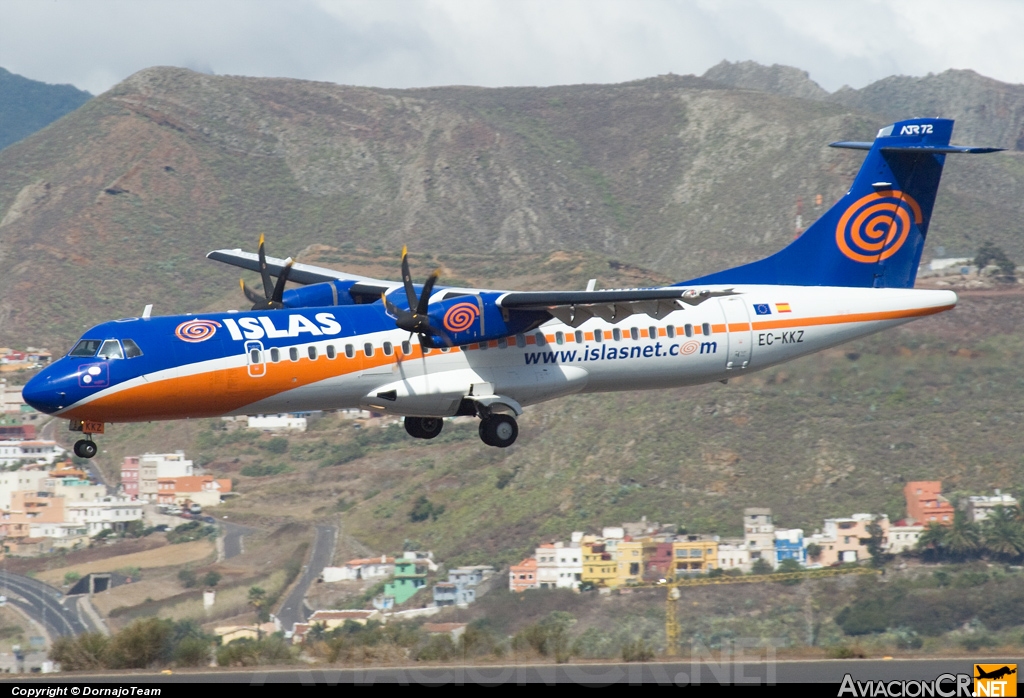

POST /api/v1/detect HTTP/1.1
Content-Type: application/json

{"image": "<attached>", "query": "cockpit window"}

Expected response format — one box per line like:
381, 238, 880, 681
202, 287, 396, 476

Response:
122, 339, 143, 358
97, 340, 124, 360
69, 340, 102, 357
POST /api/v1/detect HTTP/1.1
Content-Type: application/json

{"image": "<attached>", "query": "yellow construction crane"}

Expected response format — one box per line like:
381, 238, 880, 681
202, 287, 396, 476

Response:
662, 566, 880, 656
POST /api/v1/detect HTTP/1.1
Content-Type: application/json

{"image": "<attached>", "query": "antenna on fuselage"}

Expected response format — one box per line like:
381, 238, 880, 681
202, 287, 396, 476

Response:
142, 304, 153, 319
586, 279, 597, 291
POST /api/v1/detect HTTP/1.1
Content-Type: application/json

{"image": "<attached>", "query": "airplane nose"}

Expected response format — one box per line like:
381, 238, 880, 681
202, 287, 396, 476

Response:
22, 369, 67, 414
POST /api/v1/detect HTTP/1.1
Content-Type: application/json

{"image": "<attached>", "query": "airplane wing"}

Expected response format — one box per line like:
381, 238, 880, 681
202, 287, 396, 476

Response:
497, 288, 736, 327
207, 248, 396, 302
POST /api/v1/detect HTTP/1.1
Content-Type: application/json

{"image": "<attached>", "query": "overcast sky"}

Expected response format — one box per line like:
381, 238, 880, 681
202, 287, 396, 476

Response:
2, 0, 1023, 96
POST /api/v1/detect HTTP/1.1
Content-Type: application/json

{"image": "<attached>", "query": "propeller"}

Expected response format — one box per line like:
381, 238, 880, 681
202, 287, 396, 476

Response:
383, 246, 453, 347
240, 234, 294, 310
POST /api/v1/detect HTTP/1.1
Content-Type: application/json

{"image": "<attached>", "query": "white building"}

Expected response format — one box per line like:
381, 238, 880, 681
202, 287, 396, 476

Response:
887, 524, 926, 554
45, 478, 107, 502
247, 414, 307, 431
0, 440, 64, 468
322, 556, 396, 582
744, 507, 776, 567
65, 496, 143, 535
717, 539, 751, 573
535, 540, 583, 590
0, 469, 51, 509
964, 491, 1019, 522
29, 522, 89, 548
138, 452, 193, 502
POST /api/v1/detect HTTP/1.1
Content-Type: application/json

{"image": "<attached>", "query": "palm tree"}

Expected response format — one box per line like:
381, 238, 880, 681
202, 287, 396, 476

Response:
982, 506, 1024, 562
248, 586, 268, 637
916, 522, 948, 561
945, 510, 982, 560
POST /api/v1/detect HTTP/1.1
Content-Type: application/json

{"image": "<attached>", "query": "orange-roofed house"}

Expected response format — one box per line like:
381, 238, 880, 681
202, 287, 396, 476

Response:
904, 481, 955, 525
509, 558, 538, 592
157, 476, 232, 507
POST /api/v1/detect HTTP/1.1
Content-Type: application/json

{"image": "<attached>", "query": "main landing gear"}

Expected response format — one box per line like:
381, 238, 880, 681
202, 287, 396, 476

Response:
403, 413, 520, 448
404, 416, 444, 440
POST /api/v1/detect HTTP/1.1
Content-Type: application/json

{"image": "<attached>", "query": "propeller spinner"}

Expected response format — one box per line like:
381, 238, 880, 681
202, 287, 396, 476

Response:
383, 247, 452, 347
240, 234, 294, 310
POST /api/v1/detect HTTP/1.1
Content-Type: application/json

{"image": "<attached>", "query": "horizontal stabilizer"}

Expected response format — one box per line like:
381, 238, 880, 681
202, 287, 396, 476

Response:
831, 141, 1004, 154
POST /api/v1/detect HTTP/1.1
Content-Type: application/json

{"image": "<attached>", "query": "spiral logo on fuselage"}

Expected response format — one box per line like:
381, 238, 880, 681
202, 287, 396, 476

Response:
175, 319, 221, 343
680, 341, 699, 355
443, 302, 480, 333
836, 191, 922, 264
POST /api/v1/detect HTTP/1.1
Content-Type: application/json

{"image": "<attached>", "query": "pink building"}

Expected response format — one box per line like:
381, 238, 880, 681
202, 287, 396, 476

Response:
120, 456, 140, 498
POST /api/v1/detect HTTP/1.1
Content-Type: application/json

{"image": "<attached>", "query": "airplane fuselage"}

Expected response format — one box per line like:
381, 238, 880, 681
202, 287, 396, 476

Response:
25, 285, 956, 424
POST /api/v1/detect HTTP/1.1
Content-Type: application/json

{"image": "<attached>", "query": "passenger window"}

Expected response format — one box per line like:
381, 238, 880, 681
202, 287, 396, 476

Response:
249, 348, 261, 364
441, 346, 450, 353
122, 339, 143, 358
532, 333, 543, 347
631, 327, 639, 340
97, 340, 124, 360
270, 348, 280, 362
648, 326, 657, 340
289, 347, 299, 362
575, 330, 583, 344
383, 341, 393, 356
308, 346, 318, 360
555, 332, 564, 345
401, 340, 411, 355
703, 322, 712, 336
612, 328, 621, 341
345, 344, 354, 359
364, 343, 374, 358
326, 345, 336, 359
516, 334, 526, 348
69, 340, 102, 357
685, 324, 694, 338
497, 337, 507, 349
594, 329, 603, 343
666, 325, 675, 339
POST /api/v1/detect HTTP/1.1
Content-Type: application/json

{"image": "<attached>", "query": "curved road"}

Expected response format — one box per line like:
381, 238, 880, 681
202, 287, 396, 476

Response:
0, 571, 91, 638
276, 525, 336, 633
221, 521, 257, 560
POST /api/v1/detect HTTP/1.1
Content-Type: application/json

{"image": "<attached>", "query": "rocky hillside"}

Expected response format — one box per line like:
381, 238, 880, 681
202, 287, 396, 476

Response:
0, 67, 91, 151
0, 64, 1022, 348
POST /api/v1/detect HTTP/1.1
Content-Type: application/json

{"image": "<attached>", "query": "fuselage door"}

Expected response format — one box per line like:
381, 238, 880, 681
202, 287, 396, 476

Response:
245, 340, 267, 378
718, 298, 752, 370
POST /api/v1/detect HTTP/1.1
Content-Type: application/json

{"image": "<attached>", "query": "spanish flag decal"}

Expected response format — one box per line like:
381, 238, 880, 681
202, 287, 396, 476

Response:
776, 303, 792, 313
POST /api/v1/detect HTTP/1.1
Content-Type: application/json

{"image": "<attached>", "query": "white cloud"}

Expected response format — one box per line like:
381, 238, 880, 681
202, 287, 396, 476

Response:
1, 0, 1022, 94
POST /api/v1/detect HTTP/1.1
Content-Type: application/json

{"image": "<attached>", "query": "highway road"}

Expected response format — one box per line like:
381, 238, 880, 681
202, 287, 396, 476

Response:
276, 524, 336, 633
5, 658, 1016, 684
0, 571, 91, 638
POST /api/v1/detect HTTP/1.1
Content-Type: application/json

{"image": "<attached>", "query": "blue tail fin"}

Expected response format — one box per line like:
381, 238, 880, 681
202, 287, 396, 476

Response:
683, 118, 1002, 288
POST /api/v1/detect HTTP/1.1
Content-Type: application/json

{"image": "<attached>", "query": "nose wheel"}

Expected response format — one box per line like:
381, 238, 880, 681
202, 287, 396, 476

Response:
73, 439, 97, 459
479, 414, 518, 448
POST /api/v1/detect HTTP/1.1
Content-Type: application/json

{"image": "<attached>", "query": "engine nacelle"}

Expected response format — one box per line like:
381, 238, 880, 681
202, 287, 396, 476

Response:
421, 293, 548, 347
281, 280, 359, 308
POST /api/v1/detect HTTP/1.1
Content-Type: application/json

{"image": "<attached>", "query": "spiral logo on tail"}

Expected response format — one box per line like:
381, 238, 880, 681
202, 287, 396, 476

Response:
836, 191, 922, 264
175, 319, 221, 343
443, 303, 480, 333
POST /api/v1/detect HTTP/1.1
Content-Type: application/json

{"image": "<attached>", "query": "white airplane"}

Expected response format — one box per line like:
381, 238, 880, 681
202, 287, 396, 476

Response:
23, 118, 1000, 456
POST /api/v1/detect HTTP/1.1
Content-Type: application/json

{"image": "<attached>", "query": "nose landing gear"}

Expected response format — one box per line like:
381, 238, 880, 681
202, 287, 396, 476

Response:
73, 439, 97, 459
68, 419, 103, 459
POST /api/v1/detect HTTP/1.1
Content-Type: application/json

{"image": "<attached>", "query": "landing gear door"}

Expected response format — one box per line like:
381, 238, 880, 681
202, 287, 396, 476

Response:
245, 340, 266, 378
718, 298, 752, 370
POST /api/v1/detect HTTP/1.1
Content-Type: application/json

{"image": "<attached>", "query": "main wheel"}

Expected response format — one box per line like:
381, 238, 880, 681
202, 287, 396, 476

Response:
479, 414, 518, 448
404, 417, 444, 440
74, 439, 97, 459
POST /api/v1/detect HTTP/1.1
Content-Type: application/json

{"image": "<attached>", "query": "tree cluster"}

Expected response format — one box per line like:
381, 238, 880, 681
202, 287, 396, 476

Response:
915, 507, 1024, 562
50, 618, 215, 671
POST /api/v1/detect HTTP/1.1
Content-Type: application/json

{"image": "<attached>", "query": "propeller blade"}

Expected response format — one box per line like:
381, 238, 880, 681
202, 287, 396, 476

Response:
270, 258, 294, 305
416, 268, 442, 316
400, 246, 418, 309
257, 234, 275, 301
241, 280, 267, 308
425, 322, 454, 347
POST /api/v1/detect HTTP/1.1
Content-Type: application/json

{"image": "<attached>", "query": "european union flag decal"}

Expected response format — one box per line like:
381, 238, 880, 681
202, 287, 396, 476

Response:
753, 304, 772, 315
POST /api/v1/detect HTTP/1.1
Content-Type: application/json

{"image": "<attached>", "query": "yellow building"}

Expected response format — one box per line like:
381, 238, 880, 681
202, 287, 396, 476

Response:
614, 540, 644, 586
671, 536, 719, 576
581, 542, 617, 587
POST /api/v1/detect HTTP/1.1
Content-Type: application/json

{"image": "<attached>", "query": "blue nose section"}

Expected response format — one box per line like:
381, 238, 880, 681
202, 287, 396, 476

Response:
22, 367, 68, 414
